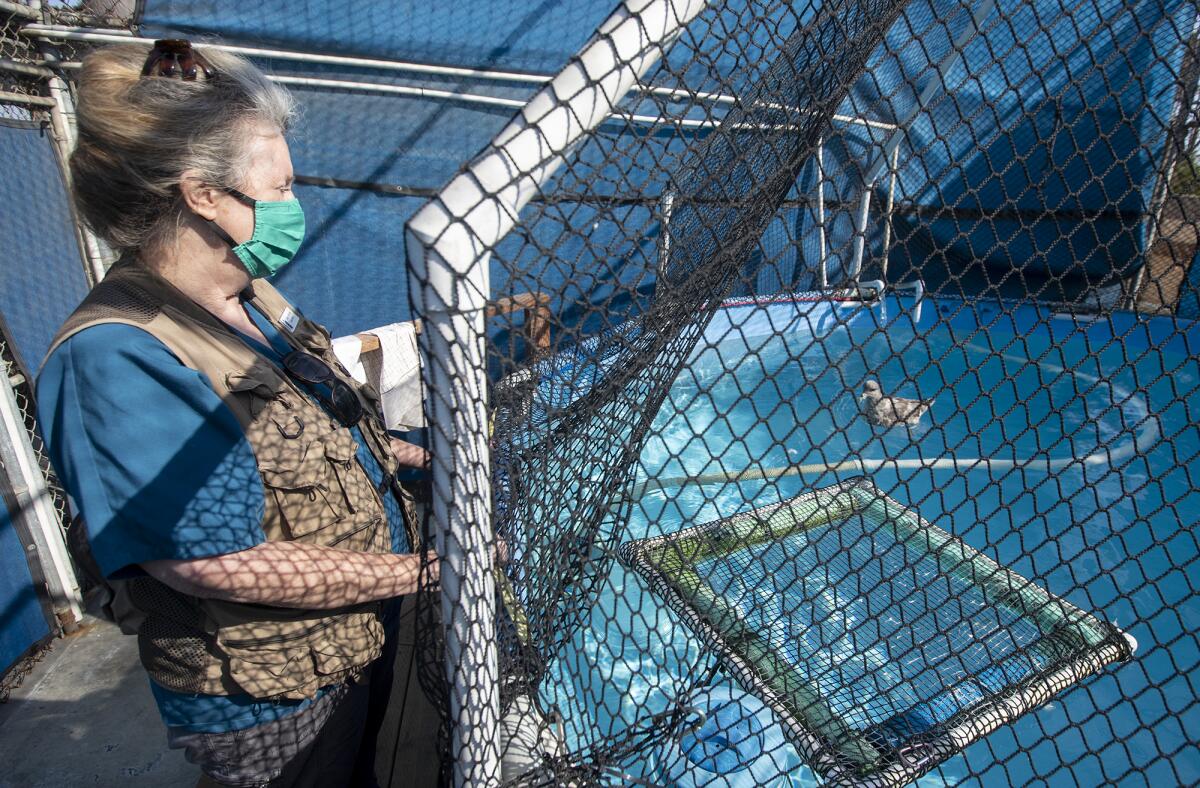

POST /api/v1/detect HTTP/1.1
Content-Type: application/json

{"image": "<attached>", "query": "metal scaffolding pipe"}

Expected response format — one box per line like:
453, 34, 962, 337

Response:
21, 24, 897, 132
0, 89, 54, 107
0, 56, 51, 77
0, 0, 39, 20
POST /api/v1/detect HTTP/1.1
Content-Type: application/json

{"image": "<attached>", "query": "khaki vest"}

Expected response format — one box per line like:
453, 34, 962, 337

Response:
47, 259, 403, 700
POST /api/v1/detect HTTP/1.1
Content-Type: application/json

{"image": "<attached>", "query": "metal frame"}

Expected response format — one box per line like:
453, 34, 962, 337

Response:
619, 478, 1135, 788
0, 359, 82, 626
813, 136, 901, 288
21, 24, 897, 134
826, 0, 997, 287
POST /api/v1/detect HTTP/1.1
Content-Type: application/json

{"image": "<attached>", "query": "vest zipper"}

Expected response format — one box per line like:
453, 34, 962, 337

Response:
329, 515, 383, 548
222, 617, 340, 648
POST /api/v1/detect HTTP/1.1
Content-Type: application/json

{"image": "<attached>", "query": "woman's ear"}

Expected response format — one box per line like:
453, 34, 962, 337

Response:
179, 170, 222, 221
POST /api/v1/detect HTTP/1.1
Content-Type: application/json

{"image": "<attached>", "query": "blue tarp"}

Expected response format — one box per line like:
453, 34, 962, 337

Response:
0, 121, 91, 371
0, 500, 49, 676
837, 0, 1194, 285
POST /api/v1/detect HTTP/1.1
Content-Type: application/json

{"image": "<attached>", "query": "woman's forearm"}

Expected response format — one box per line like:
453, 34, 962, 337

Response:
389, 437, 430, 469
143, 541, 438, 608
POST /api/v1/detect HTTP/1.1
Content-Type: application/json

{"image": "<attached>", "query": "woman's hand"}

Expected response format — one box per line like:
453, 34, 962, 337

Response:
493, 536, 510, 567
389, 437, 431, 470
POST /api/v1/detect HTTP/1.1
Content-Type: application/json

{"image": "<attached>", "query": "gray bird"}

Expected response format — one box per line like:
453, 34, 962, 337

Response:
859, 379, 934, 427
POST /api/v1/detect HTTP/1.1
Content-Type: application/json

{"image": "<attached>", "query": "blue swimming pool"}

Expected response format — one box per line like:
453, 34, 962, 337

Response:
537, 294, 1200, 786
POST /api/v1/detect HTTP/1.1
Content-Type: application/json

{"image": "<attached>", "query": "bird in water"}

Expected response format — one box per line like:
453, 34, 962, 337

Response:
859, 379, 934, 427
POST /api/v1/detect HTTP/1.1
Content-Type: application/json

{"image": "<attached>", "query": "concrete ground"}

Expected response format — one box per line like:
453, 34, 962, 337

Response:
0, 617, 197, 787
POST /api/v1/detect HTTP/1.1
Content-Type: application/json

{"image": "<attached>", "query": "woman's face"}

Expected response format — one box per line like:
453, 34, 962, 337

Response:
212, 125, 296, 246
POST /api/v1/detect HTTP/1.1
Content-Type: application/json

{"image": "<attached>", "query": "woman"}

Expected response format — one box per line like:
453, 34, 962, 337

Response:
37, 40, 435, 787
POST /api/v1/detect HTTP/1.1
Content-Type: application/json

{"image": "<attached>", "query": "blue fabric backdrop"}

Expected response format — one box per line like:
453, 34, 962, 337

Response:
0, 121, 91, 371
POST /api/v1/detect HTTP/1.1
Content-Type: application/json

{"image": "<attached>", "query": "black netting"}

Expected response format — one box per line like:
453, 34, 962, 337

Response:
405, 0, 1200, 784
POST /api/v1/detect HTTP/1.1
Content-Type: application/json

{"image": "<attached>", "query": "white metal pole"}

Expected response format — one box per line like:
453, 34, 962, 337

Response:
816, 137, 828, 289
881, 143, 899, 282
849, 187, 873, 282
405, 1, 708, 783
0, 372, 82, 625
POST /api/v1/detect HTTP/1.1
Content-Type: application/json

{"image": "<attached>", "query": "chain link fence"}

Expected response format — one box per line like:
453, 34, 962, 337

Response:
0, 2, 99, 672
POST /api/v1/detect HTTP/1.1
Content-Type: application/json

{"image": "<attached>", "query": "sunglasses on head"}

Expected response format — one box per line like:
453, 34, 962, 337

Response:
141, 39, 216, 82
282, 351, 364, 429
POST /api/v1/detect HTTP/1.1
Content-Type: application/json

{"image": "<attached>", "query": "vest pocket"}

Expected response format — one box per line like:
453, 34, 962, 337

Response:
216, 610, 385, 700
228, 367, 383, 543
259, 454, 342, 540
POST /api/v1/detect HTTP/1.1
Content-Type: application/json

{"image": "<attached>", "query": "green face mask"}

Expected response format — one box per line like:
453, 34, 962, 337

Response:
208, 187, 306, 279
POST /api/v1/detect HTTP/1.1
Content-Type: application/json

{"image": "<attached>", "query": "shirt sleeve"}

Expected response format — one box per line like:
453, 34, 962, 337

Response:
37, 323, 266, 578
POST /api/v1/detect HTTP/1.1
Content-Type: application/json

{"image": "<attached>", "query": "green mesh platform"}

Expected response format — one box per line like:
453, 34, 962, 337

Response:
619, 478, 1135, 786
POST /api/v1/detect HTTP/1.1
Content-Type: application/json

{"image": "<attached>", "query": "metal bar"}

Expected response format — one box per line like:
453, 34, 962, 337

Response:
20, 23, 551, 82
0, 89, 54, 107
881, 144, 900, 281
270, 73, 529, 109
0, 0, 39, 20
848, 187, 873, 282
296, 172, 1150, 223
816, 137, 828, 289
858, 0, 997, 190
0, 364, 82, 624
270, 74, 830, 131
38, 40, 111, 285
21, 24, 898, 132
657, 190, 675, 280
0, 57, 51, 78
293, 173, 437, 197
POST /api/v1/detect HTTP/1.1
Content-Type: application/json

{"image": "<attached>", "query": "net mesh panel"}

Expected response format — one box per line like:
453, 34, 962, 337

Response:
620, 479, 1134, 785
410, 0, 1200, 785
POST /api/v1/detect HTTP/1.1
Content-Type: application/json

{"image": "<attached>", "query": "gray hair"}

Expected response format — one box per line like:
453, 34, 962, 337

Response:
69, 43, 295, 254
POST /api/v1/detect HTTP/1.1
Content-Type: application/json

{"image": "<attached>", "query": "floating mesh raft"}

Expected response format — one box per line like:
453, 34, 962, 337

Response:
619, 478, 1136, 786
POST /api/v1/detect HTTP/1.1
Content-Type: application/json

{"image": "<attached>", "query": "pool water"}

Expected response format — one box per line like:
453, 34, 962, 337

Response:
537, 295, 1200, 786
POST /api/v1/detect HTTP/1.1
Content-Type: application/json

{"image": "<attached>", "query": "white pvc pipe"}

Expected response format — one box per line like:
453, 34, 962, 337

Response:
0, 371, 82, 624
816, 137, 829, 289
405, 1, 709, 783
849, 187, 873, 281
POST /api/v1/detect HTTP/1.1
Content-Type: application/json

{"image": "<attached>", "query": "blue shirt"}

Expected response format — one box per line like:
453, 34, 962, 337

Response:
37, 303, 409, 732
